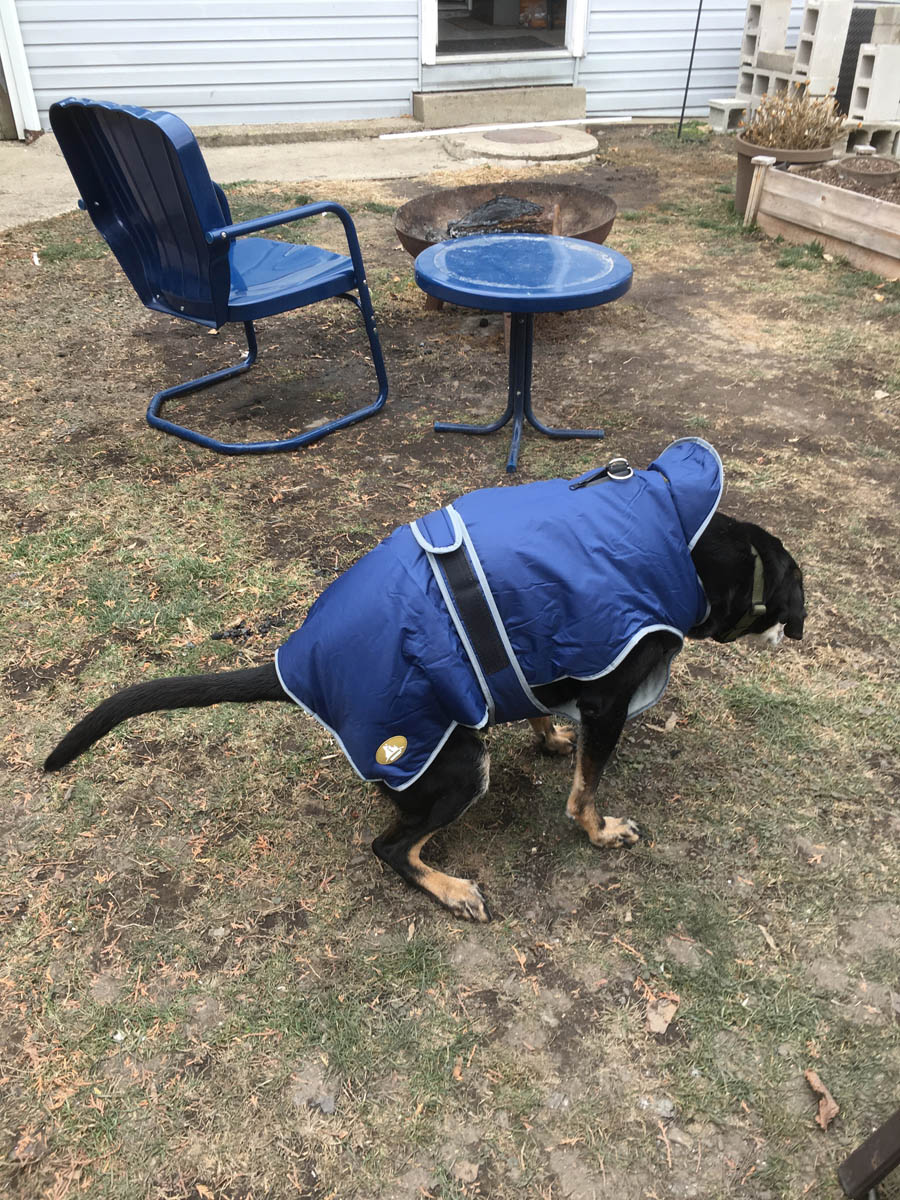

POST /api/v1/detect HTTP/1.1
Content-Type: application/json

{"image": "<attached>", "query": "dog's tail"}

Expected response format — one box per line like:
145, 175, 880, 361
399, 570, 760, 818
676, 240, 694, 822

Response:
44, 662, 289, 772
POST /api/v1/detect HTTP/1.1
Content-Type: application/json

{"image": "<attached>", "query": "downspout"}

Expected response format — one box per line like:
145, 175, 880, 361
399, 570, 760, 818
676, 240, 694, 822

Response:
0, 0, 39, 139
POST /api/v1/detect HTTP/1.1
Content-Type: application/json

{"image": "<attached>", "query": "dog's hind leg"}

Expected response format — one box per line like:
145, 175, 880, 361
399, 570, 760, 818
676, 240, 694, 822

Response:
373, 727, 492, 922
529, 716, 575, 756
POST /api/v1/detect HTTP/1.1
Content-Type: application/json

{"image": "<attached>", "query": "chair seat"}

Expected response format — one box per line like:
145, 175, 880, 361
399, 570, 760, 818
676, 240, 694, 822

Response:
227, 237, 356, 322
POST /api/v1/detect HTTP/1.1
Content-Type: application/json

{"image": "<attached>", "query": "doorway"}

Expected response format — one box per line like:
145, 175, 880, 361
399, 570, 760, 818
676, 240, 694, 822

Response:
437, 1, 567, 57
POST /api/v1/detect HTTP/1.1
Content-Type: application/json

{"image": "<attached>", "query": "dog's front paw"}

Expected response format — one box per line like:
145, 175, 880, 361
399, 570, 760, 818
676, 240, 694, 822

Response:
451, 882, 492, 923
437, 876, 492, 922
458, 885, 492, 923
592, 816, 644, 850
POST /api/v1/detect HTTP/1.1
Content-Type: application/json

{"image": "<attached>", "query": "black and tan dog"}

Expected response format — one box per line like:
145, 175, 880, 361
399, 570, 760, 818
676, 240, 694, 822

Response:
44, 498, 804, 923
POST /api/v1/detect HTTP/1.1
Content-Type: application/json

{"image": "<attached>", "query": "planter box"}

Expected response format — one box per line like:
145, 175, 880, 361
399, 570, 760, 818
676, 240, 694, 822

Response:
753, 165, 900, 278
735, 136, 836, 215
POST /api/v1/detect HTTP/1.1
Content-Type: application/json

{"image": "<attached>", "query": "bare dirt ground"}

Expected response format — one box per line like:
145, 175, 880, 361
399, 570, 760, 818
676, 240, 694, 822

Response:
1, 125, 899, 1200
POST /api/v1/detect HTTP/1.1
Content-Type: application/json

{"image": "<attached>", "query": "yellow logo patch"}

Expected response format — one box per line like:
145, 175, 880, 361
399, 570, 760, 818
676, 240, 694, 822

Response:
376, 736, 408, 766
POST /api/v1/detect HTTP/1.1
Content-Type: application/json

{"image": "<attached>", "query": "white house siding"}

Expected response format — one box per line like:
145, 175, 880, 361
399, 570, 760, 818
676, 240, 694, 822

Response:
581, 0, 802, 119
422, 55, 576, 92
17, 0, 420, 129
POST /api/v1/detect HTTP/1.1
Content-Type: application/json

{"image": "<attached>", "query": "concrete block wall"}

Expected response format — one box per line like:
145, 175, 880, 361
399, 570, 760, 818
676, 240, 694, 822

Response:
708, 98, 749, 131
729, 0, 854, 103
793, 0, 854, 94
841, 119, 900, 156
739, 68, 795, 97
712, 0, 900, 157
734, 0, 854, 98
872, 5, 900, 46
741, 0, 792, 64
849, 43, 900, 122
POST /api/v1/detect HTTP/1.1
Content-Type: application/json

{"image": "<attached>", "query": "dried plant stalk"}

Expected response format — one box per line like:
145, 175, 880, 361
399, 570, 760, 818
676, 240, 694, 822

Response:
742, 86, 845, 150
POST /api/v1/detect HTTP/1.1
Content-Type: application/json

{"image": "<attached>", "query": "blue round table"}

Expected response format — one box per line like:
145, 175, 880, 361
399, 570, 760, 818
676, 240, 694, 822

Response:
414, 233, 633, 472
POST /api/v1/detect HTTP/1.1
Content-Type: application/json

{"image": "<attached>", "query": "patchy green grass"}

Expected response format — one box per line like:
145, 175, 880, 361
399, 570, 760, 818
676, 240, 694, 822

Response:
2, 136, 899, 1200
776, 241, 826, 270
35, 225, 109, 263
651, 120, 713, 147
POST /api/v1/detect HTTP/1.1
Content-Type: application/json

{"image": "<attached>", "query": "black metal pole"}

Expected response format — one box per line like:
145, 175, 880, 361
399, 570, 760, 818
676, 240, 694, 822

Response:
678, 0, 705, 138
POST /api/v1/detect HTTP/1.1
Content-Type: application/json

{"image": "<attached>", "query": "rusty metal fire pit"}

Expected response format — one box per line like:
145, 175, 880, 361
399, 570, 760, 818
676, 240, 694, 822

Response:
394, 182, 618, 258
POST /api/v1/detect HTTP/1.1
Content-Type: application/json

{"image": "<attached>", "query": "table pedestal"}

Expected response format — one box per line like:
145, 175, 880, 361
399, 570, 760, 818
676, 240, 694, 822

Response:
434, 312, 604, 473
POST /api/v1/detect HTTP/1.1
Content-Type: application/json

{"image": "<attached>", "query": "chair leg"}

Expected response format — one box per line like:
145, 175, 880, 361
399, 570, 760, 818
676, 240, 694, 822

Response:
319, 288, 389, 444
145, 289, 388, 456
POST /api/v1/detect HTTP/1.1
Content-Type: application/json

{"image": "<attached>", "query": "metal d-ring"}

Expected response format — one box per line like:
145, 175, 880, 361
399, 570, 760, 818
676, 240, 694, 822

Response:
569, 455, 634, 490
606, 457, 633, 480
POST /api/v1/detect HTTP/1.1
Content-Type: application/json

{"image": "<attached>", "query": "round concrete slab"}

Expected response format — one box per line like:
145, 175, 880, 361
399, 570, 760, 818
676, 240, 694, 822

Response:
445, 125, 598, 162
483, 127, 562, 143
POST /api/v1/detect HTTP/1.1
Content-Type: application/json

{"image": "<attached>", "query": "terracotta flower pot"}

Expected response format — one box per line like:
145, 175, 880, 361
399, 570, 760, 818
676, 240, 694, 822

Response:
734, 136, 837, 215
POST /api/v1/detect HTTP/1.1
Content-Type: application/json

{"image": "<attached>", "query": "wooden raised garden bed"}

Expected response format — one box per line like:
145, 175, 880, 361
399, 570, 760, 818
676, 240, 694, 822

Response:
745, 158, 900, 279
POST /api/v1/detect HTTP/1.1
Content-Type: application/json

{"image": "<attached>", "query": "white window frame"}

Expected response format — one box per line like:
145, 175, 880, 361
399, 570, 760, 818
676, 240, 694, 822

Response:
421, 0, 589, 67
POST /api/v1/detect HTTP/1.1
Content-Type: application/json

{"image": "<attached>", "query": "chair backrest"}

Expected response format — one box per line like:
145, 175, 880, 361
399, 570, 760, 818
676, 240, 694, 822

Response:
49, 98, 231, 327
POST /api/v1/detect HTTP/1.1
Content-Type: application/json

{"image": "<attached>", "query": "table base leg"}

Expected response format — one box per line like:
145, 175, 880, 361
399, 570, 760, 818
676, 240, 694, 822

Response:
524, 402, 605, 442
433, 312, 604, 472
434, 399, 515, 437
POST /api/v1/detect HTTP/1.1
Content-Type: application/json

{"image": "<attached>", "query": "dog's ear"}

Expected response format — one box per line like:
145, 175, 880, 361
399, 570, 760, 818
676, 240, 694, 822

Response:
692, 515, 805, 643
689, 514, 755, 640
748, 525, 806, 640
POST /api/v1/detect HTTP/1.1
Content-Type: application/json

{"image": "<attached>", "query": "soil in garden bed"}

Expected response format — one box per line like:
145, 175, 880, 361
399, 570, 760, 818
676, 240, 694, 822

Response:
798, 161, 900, 205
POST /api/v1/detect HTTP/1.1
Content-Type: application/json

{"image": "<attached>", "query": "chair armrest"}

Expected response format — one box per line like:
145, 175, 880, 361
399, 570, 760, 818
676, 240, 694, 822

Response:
206, 200, 371, 290
206, 200, 353, 244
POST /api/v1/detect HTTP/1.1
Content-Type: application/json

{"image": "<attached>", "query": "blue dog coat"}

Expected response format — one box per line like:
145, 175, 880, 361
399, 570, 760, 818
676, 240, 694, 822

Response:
276, 438, 723, 790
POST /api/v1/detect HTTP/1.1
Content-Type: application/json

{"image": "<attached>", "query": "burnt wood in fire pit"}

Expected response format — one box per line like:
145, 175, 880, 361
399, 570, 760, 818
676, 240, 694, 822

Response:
447, 195, 547, 238
394, 182, 617, 258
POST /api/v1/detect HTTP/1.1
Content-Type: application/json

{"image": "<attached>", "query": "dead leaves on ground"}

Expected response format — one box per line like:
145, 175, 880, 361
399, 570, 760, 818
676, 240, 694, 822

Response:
805, 1069, 840, 1130
635, 976, 681, 1036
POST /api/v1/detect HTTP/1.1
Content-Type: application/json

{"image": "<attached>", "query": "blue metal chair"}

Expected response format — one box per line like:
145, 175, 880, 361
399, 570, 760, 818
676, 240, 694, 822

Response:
49, 98, 388, 455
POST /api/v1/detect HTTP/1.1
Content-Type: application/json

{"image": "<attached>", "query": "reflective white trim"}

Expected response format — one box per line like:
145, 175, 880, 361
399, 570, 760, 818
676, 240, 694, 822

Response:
386, 716, 486, 792
626, 650, 679, 717
274, 647, 487, 793
546, 623, 685, 687
545, 631, 683, 723
274, 648, 367, 783
664, 436, 725, 550
410, 506, 464, 553
450, 504, 552, 718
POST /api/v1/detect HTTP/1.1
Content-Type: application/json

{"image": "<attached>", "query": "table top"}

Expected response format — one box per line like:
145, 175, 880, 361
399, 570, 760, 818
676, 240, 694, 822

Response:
414, 232, 633, 313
